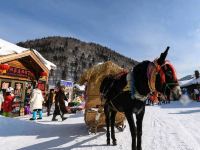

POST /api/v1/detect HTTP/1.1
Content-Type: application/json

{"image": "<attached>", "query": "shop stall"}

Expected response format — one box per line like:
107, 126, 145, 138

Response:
0, 39, 56, 116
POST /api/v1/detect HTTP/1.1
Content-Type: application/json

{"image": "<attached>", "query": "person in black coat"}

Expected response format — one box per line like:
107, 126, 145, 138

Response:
46, 89, 55, 116
52, 86, 68, 121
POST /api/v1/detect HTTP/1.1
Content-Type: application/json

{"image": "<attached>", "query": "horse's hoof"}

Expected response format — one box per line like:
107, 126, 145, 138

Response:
113, 141, 117, 146
116, 125, 126, 132
107, 140, 110, 145
137, 147, 142, 150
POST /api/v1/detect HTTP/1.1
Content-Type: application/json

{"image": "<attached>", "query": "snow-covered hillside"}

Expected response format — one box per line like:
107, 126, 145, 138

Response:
1, 101, 200, 150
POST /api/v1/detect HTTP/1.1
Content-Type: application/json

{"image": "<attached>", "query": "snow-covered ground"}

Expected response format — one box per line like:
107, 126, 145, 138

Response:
1, 101, 200, 150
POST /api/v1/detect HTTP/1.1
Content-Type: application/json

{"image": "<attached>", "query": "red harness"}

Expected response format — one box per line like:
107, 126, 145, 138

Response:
147, 60, 177, 92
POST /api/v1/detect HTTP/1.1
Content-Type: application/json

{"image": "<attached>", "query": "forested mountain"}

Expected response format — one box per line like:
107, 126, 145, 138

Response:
17, 36, 138, 85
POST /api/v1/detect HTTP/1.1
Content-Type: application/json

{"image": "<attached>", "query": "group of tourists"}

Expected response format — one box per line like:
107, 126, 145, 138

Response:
29, 84, 68, 121
0, 84, 69, 121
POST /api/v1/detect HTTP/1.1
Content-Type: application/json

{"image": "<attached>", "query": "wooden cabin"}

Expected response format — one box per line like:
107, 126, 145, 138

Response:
0, 50, 51, 116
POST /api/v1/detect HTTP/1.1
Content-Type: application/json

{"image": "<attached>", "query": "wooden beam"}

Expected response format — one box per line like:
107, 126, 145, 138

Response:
0, 50, 49, 74
0, 51, 31, 63
0, 75, 32, 81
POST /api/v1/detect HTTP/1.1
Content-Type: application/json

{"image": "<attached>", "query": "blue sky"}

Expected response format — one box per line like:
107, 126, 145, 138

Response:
1, 0, 200, 78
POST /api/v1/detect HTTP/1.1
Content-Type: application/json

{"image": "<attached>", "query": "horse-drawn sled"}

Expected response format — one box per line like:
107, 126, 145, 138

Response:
79, 61, 127, 133
80, 48, 182, 149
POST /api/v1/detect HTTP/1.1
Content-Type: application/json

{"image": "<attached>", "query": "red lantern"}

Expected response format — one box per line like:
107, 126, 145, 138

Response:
0, 64, 10, 70
40, 71, 47, 77
0, 64, 10, 74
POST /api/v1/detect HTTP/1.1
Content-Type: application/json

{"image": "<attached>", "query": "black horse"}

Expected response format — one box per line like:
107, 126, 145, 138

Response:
100, 47, 182, 150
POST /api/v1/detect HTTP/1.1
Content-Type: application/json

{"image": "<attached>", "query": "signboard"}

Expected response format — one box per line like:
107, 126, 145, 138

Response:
60, 80, 73, 87
60, 80, 73, 102
6, 66, 35, 80
14, 82, 23, 98
1, 81, 11, 89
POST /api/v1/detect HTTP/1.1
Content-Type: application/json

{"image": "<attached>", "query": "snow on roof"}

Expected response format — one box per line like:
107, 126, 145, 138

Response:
33, 50, 56, 70
0, 38, 28, 55
0, 38, 56, 70
179, 77, 200, 87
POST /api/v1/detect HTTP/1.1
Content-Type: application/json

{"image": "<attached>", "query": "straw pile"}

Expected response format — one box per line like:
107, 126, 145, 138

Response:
79, 61, 126, 128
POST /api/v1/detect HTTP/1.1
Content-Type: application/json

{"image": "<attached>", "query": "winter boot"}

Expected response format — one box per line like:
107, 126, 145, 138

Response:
37, 110, 43, 120
30, 111, 37, 120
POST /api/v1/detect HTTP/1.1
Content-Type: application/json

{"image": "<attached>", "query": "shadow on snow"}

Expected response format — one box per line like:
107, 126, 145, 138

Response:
0, 115, 105, 150
159, 101, 200, 109
168, 109, 200, 114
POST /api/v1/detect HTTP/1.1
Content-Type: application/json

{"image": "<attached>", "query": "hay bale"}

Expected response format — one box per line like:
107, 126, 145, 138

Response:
79, 61, 126, 128
79, 61, 125, 108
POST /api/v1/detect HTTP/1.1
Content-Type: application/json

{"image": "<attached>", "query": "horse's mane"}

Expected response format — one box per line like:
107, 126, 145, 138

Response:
133, 61, 151, 96
164, 60, 178, 81
100, 73, 128, 99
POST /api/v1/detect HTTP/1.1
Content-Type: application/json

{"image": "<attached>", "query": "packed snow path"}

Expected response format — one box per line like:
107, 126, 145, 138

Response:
1, 101, 200, 150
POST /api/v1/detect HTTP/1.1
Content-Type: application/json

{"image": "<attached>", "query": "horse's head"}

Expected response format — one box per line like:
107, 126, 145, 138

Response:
155, 47, 182, 100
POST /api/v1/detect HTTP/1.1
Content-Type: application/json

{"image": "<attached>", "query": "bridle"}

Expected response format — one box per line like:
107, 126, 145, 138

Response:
148, 59, 178, 96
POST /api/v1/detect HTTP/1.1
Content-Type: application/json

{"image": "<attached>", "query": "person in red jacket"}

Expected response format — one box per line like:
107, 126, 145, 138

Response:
3, 89, 15, 117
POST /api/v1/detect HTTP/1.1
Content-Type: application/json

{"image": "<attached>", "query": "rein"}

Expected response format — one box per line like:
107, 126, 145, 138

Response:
100, 72, 128, 112
101, 71, 128, 100
101, 78, 115, 98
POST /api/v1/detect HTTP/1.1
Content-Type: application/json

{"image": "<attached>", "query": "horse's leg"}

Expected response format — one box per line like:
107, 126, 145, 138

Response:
110, 110, 117, 145
125, 111, 136, 150
104, 104, 110, 145
136, 106, 145, 150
